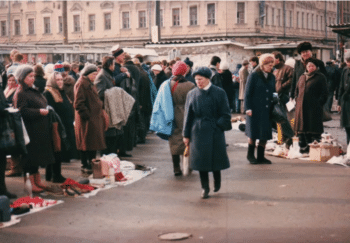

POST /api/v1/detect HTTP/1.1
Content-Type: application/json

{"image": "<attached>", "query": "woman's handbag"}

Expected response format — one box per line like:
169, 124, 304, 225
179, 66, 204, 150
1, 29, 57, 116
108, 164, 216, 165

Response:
0, 112, 16, 150
182, 145, 191, 176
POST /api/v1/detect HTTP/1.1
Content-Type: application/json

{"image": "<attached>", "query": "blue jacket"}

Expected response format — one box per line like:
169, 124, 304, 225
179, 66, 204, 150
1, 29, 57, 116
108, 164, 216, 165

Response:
149, 79, 174, 139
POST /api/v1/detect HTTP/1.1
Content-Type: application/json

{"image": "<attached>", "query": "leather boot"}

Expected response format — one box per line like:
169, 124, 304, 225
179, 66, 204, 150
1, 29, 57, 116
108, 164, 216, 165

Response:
199, 172, 210, 199
34, 172, 48, 190
247, 144, 258, 164
46, 164, 52, 182
28, 174, 44, 193
172, 155, 182, 176
257, 146, 272, 164
52, 160, 66, 183
213, 171, 221, 192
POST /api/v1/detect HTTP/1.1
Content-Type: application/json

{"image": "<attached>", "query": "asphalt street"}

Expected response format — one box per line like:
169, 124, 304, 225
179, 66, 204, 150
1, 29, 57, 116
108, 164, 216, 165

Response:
1, 113, 350, 243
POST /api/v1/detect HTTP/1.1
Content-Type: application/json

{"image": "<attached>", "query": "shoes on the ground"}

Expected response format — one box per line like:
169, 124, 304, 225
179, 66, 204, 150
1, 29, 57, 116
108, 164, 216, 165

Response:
119, 153, 132, 158
201, 189, 210, 199
52, 175, 67, 183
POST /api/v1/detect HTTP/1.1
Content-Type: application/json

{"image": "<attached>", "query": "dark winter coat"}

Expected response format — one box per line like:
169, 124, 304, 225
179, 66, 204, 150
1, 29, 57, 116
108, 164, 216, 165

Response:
185, 71, 195, 84
290, 58, 327, 99
74, 76, 106, 151
294, 70, 328, 134
220, 70, 234, 103
244, 68, 276, 140
113, 63, 128, 86
273, 62, 294, 104
44, 89, 75, 152
34, 76, 46, 93
338, 67, 350, 128
169, 79, 195, 155
154, 70, 168, 90
209, 67, 223, 88
136, 65, 152, 116
17, 85, 55, 167
69, 70, 79, 82
183, 85, 232, 172
94, 68, 114, 103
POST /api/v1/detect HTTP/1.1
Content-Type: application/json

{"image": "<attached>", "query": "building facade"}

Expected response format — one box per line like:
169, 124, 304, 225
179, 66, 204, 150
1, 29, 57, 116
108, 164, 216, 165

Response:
0, 1, 349, 66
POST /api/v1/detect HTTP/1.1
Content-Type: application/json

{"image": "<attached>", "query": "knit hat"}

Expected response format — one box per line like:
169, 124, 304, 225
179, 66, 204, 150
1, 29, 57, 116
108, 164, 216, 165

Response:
297, 42, 312, 54
172, 61, 188, 76
54, 61, 64, 72
220, 61, 229, 70
151, 64, 162, 71
305, 58, 319, 68
183, 57, 193, 68
192, 66, 212, 79
14, 64, 33, 85
81, 64, 98, 76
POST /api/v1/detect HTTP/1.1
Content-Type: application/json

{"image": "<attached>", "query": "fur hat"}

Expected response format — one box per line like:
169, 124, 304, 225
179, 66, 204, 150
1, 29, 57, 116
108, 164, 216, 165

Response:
305, 58, 319, 68
297, 42, 312, 54
151, 64, 162, 71
172, 61, 188, 76
81, 64, 98, 76
183, 57, 193, 68
192, 66, 212, 79
14, 64, 33, 85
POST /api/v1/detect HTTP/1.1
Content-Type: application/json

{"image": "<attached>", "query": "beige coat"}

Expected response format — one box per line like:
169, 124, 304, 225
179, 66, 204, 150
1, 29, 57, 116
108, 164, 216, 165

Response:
169, 79, 195, 155
239, 67, 249, 100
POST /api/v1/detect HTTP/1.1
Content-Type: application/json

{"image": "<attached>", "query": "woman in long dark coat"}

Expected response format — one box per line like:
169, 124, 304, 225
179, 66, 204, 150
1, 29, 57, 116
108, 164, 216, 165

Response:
245, 54, 275, 164
74, 64, 107, 173
337, 57, 350, 144
44, 72, 74, 182
94, 56, 118, 155
168, 61, 195, 176
34, 64, 47, 94
220, 62, 235, 112
294, 58, 328, 152
183, 67, 232, 199
16, 65, 55, 193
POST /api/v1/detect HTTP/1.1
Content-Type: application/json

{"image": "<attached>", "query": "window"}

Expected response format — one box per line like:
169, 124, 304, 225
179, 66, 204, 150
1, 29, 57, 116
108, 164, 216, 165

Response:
73, 15, 80, 32
311, 14, 314, 29
320, 16, 323, 30
58, 16, 62, 33
0, 1, 6, 8
297, 11, 299, 28
138, 11, 146, 28
159, 9, 163, 27
89, 15, 95, 31
271, 8, 275, 25
302, 12, 304, 29
122, 12, 129, 29
172, 8, 180, 26
207, 3, 215, 25
316, 15, 318, 30
189, 6, 197, 26
290, 11, 292, 28
1, 21, 6, 36
307, 13, 310, 29
277, 9, 281, 26
28, 18, 35, 34
237, 2, 245, 24
104, 13, 111, 30
265, 6, 269, 25
14, 19, 20, 35
44, 17, 50, 33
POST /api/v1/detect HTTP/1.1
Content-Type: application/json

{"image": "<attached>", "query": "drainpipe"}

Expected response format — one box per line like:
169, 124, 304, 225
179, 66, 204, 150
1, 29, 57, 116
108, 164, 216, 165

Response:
336, 0, 339, 58
283, 0, 286, 38
325, 1, 327, 40
7, 0, 11, 44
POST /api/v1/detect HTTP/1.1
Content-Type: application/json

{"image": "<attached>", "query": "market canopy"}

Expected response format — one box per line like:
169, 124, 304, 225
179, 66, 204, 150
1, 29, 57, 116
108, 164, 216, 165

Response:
329, 23, 350, 38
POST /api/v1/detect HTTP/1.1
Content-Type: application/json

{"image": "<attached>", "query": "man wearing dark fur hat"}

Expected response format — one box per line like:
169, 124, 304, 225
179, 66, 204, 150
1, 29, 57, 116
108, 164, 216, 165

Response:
290, 42, 327, 99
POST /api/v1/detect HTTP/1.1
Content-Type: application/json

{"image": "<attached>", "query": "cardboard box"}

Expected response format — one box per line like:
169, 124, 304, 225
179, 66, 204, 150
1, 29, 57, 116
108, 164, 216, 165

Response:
309, 142, 339, 162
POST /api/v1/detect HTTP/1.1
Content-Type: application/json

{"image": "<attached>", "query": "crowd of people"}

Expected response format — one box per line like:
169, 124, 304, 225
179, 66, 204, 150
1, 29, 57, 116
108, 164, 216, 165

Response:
0, 41, 350, 199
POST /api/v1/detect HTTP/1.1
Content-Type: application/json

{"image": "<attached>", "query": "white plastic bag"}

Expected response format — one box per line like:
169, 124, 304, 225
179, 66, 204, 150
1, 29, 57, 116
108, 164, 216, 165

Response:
21, 118, 30, 145
347, 143, 350, 160
182, 146, 190, 176
286, 99, 296, 112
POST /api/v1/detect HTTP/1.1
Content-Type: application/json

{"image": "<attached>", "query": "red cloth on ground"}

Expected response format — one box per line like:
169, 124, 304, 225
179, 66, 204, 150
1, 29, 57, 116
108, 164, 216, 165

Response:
11, 196, 57, 208
61, 178, 95, 191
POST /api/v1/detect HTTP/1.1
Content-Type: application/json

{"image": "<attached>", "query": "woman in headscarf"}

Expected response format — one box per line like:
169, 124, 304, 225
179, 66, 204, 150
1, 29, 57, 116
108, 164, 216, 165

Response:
183, 67, 232, 199
168, 61, 195, 176
43, 72, 74, 182
74, 64, 107, 174
294, 58, 328, 153
16, 65, 55, 193
245, 53, 275, 165
3, 73, 18, 105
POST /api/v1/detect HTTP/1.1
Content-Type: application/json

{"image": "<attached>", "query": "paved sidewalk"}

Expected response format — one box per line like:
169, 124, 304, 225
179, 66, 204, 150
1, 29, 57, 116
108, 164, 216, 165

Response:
1, 114, 350, 243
